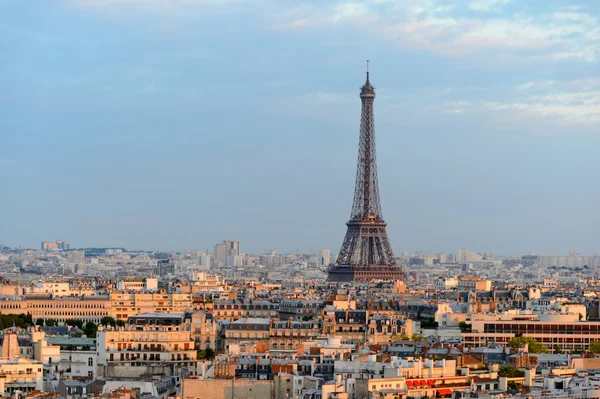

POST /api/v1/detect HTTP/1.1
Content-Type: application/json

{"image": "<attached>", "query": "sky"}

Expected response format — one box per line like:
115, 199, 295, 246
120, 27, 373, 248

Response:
1, 0, 599, 255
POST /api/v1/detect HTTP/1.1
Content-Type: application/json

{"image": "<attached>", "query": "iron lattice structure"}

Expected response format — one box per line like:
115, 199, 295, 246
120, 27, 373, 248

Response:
328, 69, 404, 282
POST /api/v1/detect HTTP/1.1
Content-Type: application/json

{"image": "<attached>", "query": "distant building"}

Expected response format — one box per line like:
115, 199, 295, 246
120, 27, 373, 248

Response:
457, 248, 482, 264
317, 249, 331, 266
117, 277, 158, 292
214, 240, 239, 267
41, 240, 69, 251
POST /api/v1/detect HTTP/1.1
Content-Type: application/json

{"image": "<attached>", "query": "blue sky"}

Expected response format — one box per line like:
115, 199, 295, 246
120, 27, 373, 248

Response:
1, 0, 599, 255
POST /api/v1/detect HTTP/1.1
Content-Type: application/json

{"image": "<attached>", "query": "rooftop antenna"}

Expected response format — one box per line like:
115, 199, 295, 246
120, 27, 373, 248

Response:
366, 59, 370, 83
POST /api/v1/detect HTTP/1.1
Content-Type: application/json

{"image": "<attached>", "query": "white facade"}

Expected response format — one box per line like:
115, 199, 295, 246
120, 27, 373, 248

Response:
59, 350, 97, 379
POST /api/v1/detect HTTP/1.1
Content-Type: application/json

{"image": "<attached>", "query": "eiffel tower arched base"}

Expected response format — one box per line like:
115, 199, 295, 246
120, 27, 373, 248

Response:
327, 265, 404, 282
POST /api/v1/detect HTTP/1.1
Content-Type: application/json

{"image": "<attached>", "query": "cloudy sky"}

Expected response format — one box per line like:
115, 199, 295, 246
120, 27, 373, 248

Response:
1, 0, 599, 255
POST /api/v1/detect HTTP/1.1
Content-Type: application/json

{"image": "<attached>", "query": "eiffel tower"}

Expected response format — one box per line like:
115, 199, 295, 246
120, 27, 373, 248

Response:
328, 63, 404, 282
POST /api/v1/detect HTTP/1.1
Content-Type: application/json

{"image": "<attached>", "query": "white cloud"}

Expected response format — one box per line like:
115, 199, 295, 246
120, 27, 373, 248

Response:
517, 81, 555, 91
486, 81, 600, 125
468, 0, 511, 13
274, 1, 600, 63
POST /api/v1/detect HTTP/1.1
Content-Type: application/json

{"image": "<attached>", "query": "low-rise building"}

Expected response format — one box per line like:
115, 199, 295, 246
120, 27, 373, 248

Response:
96, 313, 198, 378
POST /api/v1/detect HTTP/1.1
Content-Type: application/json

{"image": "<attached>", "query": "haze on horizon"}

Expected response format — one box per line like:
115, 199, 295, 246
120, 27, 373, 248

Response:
1, 0, 599, 255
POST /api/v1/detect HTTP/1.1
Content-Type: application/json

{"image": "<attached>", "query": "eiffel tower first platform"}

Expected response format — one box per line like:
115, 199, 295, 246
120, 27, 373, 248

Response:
327, 64, 404, 282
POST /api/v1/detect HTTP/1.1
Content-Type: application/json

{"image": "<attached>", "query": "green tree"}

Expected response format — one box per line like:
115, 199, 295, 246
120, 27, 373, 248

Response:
116, 319, 126, 327
100, 317, 116, 327
589, 341, 600, 354
553, 345, 564, 354
421, 318, 438, 329
198, 348, 216, 360
44, 318, 58, 327
458, 321, 472, 333
507, 336, 548, 354
0, 313, 33, 329
84, 322, 98, 338
411, 333, 425, 342
65, 319, 83, 329
499, 366, 525, 378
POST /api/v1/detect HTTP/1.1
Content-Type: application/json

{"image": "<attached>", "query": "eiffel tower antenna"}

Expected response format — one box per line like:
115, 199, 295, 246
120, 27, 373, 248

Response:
327, 63, 404, 282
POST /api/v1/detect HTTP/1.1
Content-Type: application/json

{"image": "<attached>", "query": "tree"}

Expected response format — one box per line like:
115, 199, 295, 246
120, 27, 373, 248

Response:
84, 322, 98, 338
198, 348, 216, 360
100, 316, 117, 327
589, 341, 600, 354
458, 321, 472, 333
116, 319, 125, 327
411, 333, 425, 342
554, 345, 564, 354
389, 333, 410, 343
302, 314, 312, 321
421, 318, 438, 329
44, 318, 58, 327
499, 366, 525, 378
65, 319, 83, 329
0, 313, 34, 330
507, 336, 548, 354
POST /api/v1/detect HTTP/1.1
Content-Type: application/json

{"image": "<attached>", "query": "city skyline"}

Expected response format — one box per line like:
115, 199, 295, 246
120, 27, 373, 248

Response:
2, 0, 600, 254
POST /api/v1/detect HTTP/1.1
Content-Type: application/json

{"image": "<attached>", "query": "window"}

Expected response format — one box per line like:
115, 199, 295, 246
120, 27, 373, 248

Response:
88, 358, 94, 366
88, 371, 94, 378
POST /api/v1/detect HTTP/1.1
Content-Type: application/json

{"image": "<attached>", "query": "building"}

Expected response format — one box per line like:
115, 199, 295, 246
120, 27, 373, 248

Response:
110, 292, 192, 320
463, 313, 600, 352
224, 318, 270, 350
214, 240, 239, 267
117, 278, 158, 292
0, 295, 111, 324
278, 299, 324, 321
49, 336, 98, 380
435, 277, 459, 291
41, 240, 69, 251
67, 251, 85, 264
457, 248, 482, 264
317, 249, 331, 267
457, 276, 492, 291
154, 259, 174, 278
212, 300, 278, 321
96, 313, 198, 378
0, 332, 44, 396
322, 309, 367, 344
190, 311, 222, 351
270, 319, 321, 350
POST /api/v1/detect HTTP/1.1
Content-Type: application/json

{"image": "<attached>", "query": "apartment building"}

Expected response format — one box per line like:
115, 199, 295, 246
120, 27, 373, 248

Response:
270, 320, 321, 350
190, 311, 222, 351
224, 318, 270, 349
463, 313, 600, 352
117, 278, 158, 292
278, 300, 324, 321
212, 300, 278, 321
110, 292, 193, 320
0, 332, 44, 396
322, 310, 367, 345
96, 313, 198, 377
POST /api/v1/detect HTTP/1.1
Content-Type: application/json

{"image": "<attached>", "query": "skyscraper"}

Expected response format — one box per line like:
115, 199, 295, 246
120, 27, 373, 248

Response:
328, 65, 404, 282
214, 240, 240, 267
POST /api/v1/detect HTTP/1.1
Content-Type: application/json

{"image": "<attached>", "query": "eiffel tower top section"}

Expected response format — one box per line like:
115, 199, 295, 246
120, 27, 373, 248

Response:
350, 60, 383, 223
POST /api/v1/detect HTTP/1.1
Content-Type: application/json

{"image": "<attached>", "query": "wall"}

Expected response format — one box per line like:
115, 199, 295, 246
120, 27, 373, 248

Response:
182, 379, 273, 399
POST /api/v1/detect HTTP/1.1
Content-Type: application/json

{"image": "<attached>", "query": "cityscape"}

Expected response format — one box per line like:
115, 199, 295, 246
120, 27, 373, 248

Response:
2, 1, 600, 399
